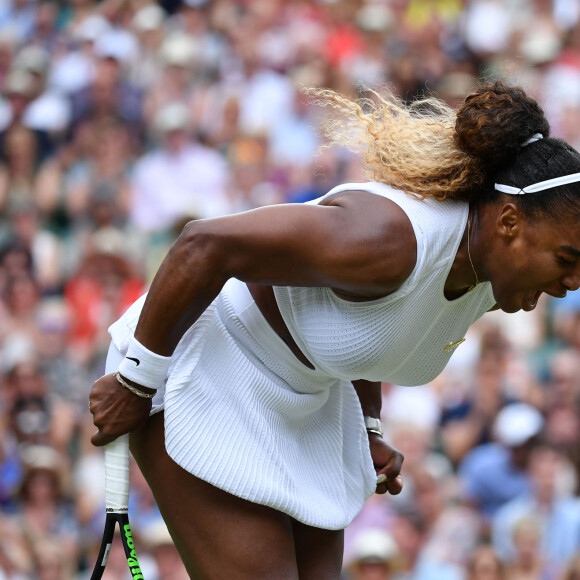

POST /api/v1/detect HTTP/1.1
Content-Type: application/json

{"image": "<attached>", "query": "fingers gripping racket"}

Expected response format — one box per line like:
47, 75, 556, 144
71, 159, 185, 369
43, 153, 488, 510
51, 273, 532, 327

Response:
90, 435, 145, 579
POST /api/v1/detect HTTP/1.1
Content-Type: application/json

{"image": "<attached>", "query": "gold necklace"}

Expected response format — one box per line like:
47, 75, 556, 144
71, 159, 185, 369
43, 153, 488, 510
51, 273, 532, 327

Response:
467, 212, 479, 292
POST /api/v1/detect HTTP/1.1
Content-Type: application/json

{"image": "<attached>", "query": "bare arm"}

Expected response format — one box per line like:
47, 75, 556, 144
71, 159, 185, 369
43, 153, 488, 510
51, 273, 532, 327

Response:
353, 379, 404, 496
136, 191, 417, 355
352, 379, 383, 421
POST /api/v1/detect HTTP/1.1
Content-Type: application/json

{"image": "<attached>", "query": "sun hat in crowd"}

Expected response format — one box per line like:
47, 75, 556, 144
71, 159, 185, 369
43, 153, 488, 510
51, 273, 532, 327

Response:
13, 46, 50, 75
3, 69, 35, 97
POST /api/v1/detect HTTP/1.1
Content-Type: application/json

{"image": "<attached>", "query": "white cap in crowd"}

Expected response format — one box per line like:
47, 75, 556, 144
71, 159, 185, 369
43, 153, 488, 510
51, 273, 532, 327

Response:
153, 102, 191, 135
347, 529, 398, 567
132, 4, 166, 32
493, 403, 544, 447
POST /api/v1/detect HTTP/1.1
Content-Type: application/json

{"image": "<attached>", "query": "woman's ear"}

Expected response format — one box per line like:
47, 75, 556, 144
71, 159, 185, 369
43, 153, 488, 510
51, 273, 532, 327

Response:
496, 203, 521, 240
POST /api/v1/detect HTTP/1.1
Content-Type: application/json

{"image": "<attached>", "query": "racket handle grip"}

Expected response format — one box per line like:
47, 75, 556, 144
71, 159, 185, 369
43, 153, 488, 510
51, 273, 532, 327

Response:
105, 434, 130, 513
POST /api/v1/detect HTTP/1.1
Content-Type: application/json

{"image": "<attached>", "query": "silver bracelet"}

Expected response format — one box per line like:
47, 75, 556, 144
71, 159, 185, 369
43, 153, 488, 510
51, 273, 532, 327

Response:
115, 372, 155, 399
364, 416, 384, 437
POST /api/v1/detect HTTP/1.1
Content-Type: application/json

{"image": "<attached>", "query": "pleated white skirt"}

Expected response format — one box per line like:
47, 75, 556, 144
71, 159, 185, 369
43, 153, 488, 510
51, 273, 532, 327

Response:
108, 278, 376, 530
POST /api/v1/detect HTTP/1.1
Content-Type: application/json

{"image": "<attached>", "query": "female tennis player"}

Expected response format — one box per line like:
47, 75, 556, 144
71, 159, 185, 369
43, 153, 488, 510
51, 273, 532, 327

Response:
89, 81, 580, 579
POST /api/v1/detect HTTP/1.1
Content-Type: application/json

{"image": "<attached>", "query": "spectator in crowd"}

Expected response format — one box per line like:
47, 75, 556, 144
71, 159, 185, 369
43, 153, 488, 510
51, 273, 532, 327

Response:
64, 244, 145, 363
0, 86, 53, 216
411, 468, 481, 580
539, 348, 580, 483
440, 324, 519, 465
226, 134, 284, 212
30, 537, 77, 580
2, 445, 79, 567
48, 14, 106, 98
129, 101, 231, 232
503, 517, 545, 580
29, 0, 60, 53
343, 528, 399, 580
0, 202, 62, 293
15, 45, 71, 139
70, 35, 143, 133
0, 516, 32, 579
141, 30, 198, 124
459, 403, 545, 520
35, 297, 91, 411
388, 507, 426, 580
59, 116, 133, 227
127, 4, 166, 93
2, 359, 76, 456
268, 67, 322, 178
492, 442, 580, 579
467, 544, 506, 580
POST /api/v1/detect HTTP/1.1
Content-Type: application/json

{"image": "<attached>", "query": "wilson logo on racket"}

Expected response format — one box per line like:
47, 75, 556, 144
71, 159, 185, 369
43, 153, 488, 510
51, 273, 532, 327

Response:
124, 524, 145, 579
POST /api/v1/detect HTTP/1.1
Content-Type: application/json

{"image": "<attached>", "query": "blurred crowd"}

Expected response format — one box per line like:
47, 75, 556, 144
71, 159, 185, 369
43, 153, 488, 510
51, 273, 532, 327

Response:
0, 0, 580, 578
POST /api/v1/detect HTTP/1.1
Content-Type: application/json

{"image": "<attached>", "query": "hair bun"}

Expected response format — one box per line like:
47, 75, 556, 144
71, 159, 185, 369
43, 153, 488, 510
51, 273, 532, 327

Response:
454, 81, 550, 170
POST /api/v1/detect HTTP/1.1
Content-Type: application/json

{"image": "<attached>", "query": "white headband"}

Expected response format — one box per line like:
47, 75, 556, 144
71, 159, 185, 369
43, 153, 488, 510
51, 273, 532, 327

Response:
495, 172, 580, 195
495, 133, 580, 195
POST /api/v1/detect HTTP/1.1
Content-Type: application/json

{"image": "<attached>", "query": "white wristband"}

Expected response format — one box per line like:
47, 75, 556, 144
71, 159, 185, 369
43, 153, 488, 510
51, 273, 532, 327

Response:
364, 416, 384, 437
117, 337, 172, 390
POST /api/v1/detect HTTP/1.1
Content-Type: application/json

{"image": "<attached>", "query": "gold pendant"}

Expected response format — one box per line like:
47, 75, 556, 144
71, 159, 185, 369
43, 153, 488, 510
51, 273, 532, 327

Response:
445, 338, 466, 353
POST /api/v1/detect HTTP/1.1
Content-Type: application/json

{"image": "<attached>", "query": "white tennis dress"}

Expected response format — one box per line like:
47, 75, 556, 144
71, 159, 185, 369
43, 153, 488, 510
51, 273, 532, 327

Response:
108, 182, 496, 530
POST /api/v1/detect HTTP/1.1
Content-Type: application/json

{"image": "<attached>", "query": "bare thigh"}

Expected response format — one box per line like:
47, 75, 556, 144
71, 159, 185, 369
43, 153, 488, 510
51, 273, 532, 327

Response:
292, 519, 344, 580
129, 412, 344, 580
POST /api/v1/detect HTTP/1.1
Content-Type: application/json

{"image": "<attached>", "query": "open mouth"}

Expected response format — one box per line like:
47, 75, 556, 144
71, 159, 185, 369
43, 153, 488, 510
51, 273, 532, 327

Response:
546, 290, 568, 299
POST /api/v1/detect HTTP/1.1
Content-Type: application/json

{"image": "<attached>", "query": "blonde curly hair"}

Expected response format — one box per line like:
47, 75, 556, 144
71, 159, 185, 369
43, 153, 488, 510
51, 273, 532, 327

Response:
310, 82, 580, 219
308, 86, 485, 202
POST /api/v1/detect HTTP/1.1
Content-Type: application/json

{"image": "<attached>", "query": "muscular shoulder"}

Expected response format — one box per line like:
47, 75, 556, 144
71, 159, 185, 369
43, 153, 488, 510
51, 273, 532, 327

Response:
191, 188, 420, 298
318, 190, 418, 299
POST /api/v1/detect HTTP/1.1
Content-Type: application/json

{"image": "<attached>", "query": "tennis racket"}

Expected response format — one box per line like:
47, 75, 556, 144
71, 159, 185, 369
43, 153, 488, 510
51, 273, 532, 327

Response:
90, 434, 146, 579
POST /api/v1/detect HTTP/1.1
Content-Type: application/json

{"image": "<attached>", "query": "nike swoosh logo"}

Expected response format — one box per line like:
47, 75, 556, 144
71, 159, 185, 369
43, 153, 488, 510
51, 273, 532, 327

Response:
126, 357, 141, 366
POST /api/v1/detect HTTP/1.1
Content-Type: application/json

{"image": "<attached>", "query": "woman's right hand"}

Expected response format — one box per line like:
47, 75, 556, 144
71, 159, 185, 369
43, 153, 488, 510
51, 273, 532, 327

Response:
89, 372, 153, 446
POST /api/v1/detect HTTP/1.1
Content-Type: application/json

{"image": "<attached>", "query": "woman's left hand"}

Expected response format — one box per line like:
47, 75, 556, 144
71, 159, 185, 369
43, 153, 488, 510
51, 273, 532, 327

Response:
89, 372, 153, 446
368, 434, 404, 495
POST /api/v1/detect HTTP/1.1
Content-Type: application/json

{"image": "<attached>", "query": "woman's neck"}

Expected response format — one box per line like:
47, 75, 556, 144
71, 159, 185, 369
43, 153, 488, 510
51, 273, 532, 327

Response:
444, 205, 482, 299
